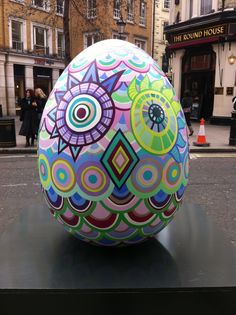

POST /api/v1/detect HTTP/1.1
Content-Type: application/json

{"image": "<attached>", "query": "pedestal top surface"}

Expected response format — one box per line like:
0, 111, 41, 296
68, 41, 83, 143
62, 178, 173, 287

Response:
0, 202, 235, 290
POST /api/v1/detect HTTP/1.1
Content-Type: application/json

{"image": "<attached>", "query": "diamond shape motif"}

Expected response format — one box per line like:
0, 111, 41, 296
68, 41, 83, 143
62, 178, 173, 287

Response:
101, 130, 139, 189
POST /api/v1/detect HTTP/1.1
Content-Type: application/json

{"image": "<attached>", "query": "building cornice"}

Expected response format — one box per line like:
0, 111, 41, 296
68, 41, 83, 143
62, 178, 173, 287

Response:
165, 10, 236, 34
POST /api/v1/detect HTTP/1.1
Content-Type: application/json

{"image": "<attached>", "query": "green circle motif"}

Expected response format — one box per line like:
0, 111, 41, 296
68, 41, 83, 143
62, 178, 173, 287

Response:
130, 90, 178, 155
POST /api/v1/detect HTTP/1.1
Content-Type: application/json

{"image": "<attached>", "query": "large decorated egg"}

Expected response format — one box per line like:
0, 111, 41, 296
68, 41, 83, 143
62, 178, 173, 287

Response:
38, 39, 189, 246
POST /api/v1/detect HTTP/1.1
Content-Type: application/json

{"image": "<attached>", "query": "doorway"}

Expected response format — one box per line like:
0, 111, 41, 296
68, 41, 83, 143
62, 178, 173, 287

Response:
181, 47, 216, 120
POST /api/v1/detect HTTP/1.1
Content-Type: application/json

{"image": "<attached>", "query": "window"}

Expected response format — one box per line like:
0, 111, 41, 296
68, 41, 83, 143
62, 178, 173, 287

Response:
139, 1, 146, 26
134, 39, 146, 51
11, 20, 23, 51
84, 33, 100, 49
163, 0, 170, 9
189, 0, 193, 18
163, 21, 168, 40
200, 0, 212, 15
112, 33, 127, 40
127, 0, 134, 22
31, 0, 49, 10
33, 26, 49, 55
113, 0, 120, 19
57, 31, 65, 58
87, 0, 96, 19
56, 0, 64, 15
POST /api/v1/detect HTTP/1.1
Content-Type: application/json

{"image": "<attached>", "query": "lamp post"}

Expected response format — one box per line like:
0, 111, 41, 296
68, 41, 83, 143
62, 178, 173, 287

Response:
116, 15, 126, 39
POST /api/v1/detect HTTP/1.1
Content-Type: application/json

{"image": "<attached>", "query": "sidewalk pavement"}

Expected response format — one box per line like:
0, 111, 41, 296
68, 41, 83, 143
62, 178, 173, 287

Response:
0, 116, 236, 154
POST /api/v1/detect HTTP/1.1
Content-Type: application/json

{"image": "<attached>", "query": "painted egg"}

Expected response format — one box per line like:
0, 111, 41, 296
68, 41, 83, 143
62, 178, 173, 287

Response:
38, 39, 189, 246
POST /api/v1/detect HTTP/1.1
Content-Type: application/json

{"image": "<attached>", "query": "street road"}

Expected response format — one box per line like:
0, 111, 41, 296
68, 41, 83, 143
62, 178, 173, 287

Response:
0, 153, 236, 245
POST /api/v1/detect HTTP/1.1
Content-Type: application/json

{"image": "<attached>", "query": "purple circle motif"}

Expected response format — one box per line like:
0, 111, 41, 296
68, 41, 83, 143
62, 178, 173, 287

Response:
56, 83, 115, 146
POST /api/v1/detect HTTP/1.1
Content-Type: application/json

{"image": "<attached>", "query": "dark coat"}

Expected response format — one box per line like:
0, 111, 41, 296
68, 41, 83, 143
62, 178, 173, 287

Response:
19, 97, 39, 136
35, 96, 47, 125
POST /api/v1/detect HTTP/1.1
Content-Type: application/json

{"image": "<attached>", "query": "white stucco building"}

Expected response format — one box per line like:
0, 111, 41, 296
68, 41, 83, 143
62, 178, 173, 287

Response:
165, 0, 236, 122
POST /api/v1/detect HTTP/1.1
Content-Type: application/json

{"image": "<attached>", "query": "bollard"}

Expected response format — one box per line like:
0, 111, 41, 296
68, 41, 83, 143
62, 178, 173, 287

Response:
0, 118, 16, 147
229, 110, 236, 146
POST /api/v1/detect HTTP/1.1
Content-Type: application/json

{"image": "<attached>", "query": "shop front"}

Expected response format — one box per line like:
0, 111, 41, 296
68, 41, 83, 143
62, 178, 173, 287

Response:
0, 53, 65, 116
165, 11, 236, 123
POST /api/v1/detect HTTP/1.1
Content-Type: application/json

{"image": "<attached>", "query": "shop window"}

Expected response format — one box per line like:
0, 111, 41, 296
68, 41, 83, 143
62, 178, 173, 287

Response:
33, 26, 49, 55
11, 20, 23, 52
56, 0, 64, 15
87, 0, 97, 19
34, 66, 52, 96
200, 0, 212, 15
139, 1, 146, 26
57, 31, 65, 58
134, 39, 146, 51
127, 0, 134, 22
84, 33, 100, 49
113, 0, 120, 19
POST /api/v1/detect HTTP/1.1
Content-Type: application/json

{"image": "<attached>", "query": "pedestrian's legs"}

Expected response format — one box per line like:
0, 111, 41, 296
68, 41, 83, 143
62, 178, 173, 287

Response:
31, 134, 35, 147
25, 136, 30, 147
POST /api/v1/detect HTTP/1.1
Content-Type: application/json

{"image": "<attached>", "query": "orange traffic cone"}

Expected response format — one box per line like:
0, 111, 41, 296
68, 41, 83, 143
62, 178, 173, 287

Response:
193, 118, 210, 147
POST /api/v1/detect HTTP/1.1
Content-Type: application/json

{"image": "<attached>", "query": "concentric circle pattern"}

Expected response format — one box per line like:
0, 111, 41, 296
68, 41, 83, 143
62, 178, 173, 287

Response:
56, 83, 114, 146
38, 39, 189, 246
131, 90, 178, 155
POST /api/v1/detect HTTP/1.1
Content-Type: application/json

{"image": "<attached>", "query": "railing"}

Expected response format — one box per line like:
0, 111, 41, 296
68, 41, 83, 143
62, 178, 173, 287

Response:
34, 45, 49, 56
12, 41, 23, 52
87, 8, 97, 19
113, 8, 120, 19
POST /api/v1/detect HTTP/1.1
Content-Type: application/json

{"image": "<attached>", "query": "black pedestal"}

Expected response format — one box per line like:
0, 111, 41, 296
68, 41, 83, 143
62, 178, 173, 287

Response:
0, 203, 235, 314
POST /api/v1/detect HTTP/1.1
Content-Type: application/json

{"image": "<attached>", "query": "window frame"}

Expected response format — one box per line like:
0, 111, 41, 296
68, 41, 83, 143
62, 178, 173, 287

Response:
83, 32, 100, 49
200, 0, 212, 15
134, 38, 147, 51
31, 22, 52, 55
31, 0, 50, 12
113, 0, 120, 19
139, 1, 146, 26
56, 0, 64, 15
127, 0, 134, 23
9, 17, 26, 52
87, 0, 97, 19
56, 29, 65, 58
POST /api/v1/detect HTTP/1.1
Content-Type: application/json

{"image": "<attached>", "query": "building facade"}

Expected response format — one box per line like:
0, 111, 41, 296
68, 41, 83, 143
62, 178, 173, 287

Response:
0, 0, 65, 116
152, 0, 170, 72
69, 0, 153, 59
165, 0, 236, 122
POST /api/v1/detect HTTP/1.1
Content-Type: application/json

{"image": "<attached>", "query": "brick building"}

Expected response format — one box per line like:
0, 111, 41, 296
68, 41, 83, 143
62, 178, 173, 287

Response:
69, 0, 153, 59
0, 0, 65, 116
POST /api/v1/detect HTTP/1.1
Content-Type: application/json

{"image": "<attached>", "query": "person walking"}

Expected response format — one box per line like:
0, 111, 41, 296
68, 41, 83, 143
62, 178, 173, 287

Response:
181, 90, 194, 136
232, 96, 236, 111
19, 89, 38, 147
35, 88, 47, 125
